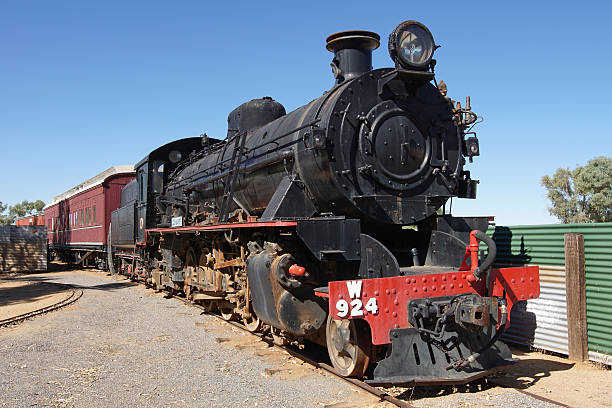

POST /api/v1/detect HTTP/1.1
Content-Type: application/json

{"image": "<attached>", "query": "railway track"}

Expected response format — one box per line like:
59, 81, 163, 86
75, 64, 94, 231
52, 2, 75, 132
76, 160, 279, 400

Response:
169, 292, 414, 408
0, 285, 83, 327
167, 289, 571, 408
0, 272, 571, 407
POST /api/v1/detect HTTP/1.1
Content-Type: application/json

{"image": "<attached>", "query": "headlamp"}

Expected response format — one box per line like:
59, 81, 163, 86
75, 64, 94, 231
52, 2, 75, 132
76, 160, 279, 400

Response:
388, 21, 435, 70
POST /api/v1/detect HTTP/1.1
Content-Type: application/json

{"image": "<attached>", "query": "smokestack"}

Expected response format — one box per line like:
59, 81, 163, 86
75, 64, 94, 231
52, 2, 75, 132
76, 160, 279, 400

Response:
326, 30, 380, 85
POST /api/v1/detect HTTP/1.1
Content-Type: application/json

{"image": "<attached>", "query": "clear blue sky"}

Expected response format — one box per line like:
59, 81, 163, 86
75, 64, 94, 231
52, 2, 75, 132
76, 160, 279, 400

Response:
1, 1, 611, 225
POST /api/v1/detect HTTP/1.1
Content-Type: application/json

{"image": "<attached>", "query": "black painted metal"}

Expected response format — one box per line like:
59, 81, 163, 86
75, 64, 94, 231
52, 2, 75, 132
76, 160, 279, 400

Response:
296, 218, 361, 261
111, 20, 508, 385
164, 65, 468, 226
358, 233, 401, 278
226, 97, 286, 140
368, 327, 512, 386
110, 202, 136, 246
425, 216, 489, 268
218, 130, 248, 222
246, 243, 326, 335
260, 176, 317, 221
326, 30, 380, 84
246, 245, 283, 328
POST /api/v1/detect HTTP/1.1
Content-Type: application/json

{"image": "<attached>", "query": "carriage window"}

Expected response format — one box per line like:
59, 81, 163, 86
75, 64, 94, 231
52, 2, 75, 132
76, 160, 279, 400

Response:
93, 206, 96, 224
152, 160, 164, 194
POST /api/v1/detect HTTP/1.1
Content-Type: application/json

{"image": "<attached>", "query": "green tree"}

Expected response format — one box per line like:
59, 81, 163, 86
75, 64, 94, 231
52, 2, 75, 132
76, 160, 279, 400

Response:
9, 200, 45, 219
0, 200, 46, 225
0, 201, 12, 225
542, 156, 612, 223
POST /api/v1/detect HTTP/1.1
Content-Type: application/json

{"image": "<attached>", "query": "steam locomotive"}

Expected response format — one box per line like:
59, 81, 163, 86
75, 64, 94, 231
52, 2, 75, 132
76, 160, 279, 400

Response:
108, 20, 539, 385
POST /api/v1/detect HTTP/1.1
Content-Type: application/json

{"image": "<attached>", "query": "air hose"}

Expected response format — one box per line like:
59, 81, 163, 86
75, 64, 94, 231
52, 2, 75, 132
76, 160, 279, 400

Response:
472, 230, 496, 280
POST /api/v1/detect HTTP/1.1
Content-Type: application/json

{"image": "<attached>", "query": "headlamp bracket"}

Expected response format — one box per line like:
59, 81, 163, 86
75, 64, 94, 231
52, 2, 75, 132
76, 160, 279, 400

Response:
378, 69, 435, 97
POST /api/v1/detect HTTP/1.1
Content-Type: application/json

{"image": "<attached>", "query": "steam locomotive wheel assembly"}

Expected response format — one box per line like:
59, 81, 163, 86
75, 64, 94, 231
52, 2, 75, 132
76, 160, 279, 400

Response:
242, 312, 262, 333
184, 248, 196, 300
326, 315, 371, 377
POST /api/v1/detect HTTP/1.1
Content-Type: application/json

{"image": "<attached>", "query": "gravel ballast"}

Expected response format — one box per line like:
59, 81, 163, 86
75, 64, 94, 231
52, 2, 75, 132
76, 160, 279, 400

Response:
0, 270, 560, 408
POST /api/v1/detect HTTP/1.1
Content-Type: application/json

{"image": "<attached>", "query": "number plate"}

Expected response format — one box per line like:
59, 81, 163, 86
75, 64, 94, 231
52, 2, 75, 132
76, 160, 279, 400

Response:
171, 216, 183, 227
335, 280, 379, 318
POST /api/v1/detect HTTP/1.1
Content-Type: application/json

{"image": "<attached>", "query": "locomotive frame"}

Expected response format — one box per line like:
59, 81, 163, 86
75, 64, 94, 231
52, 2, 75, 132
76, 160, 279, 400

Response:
105, 20, 540, 385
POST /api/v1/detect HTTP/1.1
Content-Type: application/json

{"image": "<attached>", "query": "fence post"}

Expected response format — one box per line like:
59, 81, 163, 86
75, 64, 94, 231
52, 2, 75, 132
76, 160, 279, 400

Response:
564, 233, 588, 361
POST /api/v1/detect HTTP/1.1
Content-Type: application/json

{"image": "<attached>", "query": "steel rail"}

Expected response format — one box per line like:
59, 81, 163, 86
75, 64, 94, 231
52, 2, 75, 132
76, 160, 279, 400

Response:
168, 292, 413, 408
127, 276, 572, 408
487, 379, 573, 408
0, 285, 83, 327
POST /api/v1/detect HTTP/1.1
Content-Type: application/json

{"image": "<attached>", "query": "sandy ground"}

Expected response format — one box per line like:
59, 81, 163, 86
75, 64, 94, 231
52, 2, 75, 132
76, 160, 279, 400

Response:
492, 349, 612, 408
0, 280, 72, 321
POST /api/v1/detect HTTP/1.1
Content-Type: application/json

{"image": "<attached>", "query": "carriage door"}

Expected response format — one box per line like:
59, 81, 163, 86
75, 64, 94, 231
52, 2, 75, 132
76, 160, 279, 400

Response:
136, 163, 148, 244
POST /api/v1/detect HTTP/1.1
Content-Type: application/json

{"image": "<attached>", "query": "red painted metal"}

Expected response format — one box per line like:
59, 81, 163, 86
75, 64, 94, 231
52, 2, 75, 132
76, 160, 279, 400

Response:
327, 266, 540, 345
288, 264, 306, 277
459, 230, 481, 280
314, 290, 329, 298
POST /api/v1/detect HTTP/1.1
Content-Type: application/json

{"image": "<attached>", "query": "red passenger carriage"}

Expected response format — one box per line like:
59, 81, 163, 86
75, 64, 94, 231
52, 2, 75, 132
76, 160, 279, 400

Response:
44, 166, 134, 267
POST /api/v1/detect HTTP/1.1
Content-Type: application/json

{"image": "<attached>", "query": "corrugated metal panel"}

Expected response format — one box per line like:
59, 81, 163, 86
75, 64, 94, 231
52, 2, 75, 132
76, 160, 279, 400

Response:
486, 223, 612, 363
502, 265, 569, 354
580, 224, 612, 358
589, 350, 612, 365
0, 226, 47, 272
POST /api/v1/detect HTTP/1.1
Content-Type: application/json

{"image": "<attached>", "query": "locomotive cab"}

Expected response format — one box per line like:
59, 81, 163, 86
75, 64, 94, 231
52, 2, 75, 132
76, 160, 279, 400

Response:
111, 137, 217, 248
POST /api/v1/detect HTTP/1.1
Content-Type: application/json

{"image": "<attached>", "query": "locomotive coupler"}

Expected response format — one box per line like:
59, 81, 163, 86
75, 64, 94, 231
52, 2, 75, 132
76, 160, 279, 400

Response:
408, 294, 499, 341
446, 298, 508, 372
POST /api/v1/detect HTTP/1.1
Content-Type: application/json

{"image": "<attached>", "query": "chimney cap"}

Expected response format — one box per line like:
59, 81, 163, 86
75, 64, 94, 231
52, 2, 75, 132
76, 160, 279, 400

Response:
326, 30, 380, 53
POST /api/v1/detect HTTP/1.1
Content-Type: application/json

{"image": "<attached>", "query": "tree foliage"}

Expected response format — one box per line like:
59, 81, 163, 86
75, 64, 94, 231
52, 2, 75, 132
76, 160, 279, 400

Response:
0, 200, 46, 225
542, 156, 612, 223
0, 201, 10, 226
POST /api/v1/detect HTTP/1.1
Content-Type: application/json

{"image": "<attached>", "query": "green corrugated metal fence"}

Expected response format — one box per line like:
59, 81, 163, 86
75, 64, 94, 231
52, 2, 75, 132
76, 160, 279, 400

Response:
485, 223, 612, 361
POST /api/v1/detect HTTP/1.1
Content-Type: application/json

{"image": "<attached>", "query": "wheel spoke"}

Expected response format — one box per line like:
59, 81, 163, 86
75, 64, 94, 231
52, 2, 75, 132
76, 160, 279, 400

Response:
326, 315, 371, 377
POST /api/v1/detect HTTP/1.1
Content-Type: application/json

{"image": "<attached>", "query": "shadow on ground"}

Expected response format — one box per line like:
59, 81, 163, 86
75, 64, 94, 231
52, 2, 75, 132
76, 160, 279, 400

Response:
0, 262, 138, 307
491, 353, 575, 389
390, 350, 574, 402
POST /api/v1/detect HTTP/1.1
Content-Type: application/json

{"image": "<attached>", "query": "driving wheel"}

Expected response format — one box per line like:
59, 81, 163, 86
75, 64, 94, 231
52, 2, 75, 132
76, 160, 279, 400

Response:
325, 314, 371, 377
